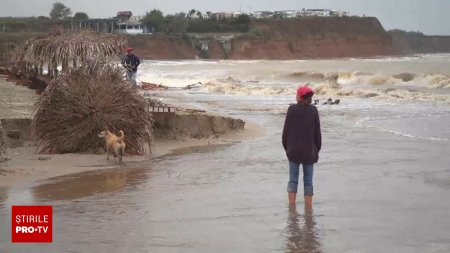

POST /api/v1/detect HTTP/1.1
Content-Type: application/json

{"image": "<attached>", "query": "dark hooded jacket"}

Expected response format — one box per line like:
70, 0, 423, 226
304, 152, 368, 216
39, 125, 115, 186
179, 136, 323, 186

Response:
282, 103, 322, 164
122, 53, 140, 72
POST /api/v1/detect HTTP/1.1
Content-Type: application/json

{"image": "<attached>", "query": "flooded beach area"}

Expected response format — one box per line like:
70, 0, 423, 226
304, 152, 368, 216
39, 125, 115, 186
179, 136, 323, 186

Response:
1, 55, 450, 252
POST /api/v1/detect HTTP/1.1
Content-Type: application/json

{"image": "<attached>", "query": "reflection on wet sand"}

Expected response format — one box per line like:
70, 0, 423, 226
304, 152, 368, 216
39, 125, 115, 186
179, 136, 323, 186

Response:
285, 207, 322, 253
32, 167, 149, 201
164, 143, 233, 157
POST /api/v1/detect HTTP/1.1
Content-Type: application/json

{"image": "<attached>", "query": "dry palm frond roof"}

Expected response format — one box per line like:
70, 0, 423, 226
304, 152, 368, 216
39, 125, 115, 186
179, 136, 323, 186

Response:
32, 64, 153, 155
20, 30, 127, 66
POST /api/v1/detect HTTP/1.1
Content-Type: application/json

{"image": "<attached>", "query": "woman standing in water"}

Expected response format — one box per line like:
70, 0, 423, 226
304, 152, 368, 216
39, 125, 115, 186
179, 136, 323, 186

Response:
282, 86, 322, 208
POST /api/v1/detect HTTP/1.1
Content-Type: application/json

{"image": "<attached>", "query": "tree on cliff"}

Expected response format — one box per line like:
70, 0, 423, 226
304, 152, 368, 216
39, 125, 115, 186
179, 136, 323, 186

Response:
73, 12, 89, 21
141, 9, 165, 32
49, 2, 72, 19
236, 14, 251, 25
235, 14, 251, 31
188, 9, 196, 19
164, 14, 189, 34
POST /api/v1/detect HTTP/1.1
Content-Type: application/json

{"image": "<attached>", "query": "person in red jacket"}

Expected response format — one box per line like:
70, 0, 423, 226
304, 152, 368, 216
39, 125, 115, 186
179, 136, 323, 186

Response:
282, 86, 322, 208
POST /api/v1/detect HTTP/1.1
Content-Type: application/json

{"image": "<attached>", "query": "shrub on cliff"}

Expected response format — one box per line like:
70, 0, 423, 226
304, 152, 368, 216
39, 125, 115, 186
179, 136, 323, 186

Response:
32, 64, 153, 155
247, 28, 264, 39
187, 17, 250, 33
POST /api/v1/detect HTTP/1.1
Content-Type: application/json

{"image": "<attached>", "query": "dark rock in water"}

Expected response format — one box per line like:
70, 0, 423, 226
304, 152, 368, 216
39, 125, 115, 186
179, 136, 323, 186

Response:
323, 98, 333, 105
332, 99, 341, 105
363, 93, 380, 98
322, 98, 341, 105
393, 73, 416, 82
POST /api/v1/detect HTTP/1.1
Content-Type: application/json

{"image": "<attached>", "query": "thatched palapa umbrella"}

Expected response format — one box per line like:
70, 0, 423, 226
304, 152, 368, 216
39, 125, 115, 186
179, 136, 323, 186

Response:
19, 30, 127, 76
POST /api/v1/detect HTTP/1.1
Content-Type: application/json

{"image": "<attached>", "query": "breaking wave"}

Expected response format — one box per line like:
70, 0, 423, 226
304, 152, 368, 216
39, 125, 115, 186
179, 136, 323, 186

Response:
203, 81, 292, 96
291, 71, 450, 89
202, 77, 450, 104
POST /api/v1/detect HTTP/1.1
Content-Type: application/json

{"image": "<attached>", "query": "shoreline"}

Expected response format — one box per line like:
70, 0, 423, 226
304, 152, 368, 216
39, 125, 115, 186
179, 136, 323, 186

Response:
0, 122, 263, 188
0, 76, 264, 188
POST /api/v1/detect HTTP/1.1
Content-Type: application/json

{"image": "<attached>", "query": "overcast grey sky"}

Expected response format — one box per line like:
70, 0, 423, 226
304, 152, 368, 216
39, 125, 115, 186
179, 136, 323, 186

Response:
1, 0, 449, 35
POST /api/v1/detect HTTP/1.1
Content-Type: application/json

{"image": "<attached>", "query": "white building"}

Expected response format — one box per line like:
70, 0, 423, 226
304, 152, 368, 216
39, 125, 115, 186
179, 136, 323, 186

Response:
129, 16, 144, 22
231, 11, 244, 18
252, 11, 273, 19
331, 11, 349, 17
304, 9, 333, 17
114, 22, 145, 35
281, 10, 297, 18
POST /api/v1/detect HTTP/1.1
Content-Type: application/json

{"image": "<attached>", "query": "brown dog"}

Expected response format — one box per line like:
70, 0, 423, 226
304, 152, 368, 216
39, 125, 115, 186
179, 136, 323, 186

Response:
98, 130, 126, 163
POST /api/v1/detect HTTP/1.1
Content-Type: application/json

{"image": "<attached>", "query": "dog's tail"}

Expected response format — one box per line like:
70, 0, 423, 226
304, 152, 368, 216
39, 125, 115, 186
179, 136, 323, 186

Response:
118, 130, 125, 143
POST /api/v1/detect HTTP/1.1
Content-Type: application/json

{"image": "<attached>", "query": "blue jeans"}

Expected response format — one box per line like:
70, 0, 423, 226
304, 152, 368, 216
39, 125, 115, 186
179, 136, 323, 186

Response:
287, 161, 314, 196
126, 71, 137, 87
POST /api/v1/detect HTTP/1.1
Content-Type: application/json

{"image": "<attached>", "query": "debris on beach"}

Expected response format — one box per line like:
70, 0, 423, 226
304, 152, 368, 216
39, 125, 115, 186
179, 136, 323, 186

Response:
141, 82, 169, 90
183, 82, 203, 89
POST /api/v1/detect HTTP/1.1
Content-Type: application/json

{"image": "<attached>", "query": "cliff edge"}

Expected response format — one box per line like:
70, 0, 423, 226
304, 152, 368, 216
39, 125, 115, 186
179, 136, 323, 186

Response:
228, 17, 395, 59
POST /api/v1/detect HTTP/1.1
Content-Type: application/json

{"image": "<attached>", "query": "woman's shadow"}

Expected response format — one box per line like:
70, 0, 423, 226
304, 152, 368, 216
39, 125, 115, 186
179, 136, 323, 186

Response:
285, 206, 322, 253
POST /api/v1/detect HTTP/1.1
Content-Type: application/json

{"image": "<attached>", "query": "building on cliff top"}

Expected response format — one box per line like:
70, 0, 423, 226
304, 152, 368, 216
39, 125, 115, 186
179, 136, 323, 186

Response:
114, 11, 149, 35
252, 9, 349, 19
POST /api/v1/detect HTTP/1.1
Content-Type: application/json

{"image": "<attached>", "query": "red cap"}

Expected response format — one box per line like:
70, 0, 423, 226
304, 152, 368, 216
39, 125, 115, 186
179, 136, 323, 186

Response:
126, 47, 133, 52
297, 86, 314, 98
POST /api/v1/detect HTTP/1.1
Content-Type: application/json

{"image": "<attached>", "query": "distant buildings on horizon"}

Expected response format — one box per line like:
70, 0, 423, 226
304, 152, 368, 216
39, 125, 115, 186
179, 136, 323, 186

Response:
113, 8, 350, 34
126, 8, 350, 22
0, 8, 350, 35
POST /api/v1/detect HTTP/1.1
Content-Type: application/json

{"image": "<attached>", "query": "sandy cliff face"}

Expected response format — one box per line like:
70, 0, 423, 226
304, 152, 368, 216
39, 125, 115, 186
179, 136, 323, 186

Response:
228, 17, 395, 59
127, 34, 196, 59
129, 17, 395, 59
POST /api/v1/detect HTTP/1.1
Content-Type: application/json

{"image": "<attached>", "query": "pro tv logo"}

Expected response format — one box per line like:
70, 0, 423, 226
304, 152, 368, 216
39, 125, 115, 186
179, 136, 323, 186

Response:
12, 206, 53, 243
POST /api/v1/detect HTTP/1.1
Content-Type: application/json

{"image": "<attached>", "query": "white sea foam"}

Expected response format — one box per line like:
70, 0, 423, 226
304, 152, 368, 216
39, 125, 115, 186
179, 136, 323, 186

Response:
138, 56, 450, 104
291, 70, 450, 88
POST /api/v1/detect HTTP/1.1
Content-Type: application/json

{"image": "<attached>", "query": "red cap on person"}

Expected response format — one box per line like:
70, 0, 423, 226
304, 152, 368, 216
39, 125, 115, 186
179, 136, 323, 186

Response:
297, 86, 314, 98
126, 47, 133, 52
